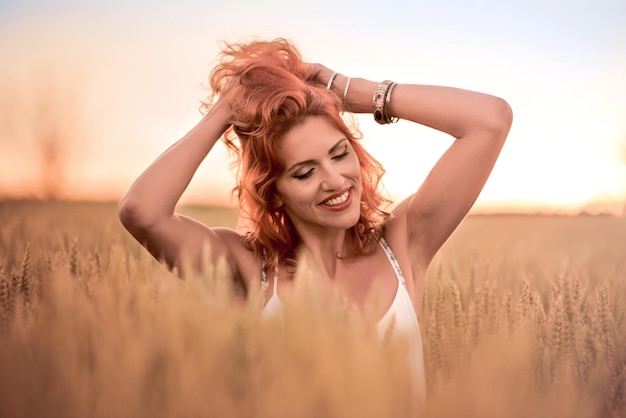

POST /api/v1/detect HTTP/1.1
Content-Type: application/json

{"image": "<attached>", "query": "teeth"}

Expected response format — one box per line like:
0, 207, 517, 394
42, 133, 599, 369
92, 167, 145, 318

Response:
323, 190, 349, 207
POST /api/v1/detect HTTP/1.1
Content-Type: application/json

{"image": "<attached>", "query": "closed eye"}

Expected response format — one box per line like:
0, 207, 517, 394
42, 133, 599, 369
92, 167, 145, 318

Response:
332, 151, 349, 160
292, 168, 314, 180
332, 145, 349, 161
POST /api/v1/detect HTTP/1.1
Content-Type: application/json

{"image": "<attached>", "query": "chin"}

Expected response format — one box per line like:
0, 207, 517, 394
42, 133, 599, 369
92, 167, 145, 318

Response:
341, 210, 362, 230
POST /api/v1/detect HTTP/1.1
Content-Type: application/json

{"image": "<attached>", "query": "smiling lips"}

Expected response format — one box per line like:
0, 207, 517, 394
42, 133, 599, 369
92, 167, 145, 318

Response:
319, 188, 352, 211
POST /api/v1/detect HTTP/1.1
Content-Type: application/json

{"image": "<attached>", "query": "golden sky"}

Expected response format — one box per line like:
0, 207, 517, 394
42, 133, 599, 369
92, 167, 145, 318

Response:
0, 0, 625, 214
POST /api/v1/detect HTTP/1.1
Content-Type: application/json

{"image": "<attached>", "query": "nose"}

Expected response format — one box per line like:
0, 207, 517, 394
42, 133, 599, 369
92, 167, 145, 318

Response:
320, 165, 344, 191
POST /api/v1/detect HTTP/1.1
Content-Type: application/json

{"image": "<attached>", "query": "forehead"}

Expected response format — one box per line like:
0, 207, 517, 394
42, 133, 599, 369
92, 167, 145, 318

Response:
278, 116, 346, 163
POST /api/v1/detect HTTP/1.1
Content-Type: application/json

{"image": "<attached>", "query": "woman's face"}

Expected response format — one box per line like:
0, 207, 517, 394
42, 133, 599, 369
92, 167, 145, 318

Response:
275, 116, 362, 235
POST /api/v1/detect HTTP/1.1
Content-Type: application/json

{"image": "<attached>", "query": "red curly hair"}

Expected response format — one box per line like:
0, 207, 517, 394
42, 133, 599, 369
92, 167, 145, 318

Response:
201, 38, 390, 272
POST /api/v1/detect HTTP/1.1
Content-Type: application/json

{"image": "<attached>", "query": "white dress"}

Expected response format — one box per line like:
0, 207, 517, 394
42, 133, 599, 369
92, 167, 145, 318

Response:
261, 238, 426, 405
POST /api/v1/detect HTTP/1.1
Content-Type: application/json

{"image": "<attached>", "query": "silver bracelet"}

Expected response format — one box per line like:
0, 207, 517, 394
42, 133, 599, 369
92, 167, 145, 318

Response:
326, 72, 338, 90
343, 77, 352, 110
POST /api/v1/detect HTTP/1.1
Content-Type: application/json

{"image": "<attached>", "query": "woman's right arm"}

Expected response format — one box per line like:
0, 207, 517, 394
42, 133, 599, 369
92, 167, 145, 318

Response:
118, 98, 237, 275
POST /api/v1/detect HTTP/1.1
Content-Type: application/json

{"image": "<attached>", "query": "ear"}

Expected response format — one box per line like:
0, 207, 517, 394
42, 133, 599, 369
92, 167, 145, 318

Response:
273, 196, 284, 208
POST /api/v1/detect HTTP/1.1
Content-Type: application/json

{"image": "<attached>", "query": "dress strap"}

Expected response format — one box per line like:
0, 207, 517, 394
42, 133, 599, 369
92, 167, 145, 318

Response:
261, 248, 279, 296
272, 266, 279, 293
261, 248, 268, 291
378, 237, 407, 288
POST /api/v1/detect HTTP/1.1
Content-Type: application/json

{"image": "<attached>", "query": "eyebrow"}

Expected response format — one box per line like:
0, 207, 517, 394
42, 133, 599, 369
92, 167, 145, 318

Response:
286, 138, 348, 173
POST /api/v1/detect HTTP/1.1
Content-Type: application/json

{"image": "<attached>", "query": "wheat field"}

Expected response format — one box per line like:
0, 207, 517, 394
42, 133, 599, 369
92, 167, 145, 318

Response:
0, 200, 624, 418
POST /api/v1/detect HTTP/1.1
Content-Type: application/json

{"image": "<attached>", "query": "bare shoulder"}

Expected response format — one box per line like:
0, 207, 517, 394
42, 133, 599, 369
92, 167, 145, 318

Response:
213, 226, 246, 246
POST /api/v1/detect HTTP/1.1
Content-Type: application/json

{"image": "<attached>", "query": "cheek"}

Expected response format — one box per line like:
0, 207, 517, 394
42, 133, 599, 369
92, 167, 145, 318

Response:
347, 150, 361, 171
283, 183, 320, 209
275, 182, 305, 207
348, 158, 362, 179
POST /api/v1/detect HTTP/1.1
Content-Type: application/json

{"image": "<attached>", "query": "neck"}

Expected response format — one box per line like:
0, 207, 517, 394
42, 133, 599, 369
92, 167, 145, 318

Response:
297, 229, 352, 279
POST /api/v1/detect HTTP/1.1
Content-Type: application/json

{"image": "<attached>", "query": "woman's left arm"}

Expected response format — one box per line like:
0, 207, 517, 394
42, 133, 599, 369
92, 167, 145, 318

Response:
389, 83, 512, 265
329, 74, 513, 266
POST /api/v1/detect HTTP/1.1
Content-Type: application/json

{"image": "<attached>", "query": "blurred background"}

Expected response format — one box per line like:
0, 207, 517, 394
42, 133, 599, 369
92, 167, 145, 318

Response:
0, 0, 624, 214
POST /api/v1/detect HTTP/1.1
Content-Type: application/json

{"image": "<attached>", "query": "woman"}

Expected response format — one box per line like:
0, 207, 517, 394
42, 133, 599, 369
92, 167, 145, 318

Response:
118, 38, 512, 403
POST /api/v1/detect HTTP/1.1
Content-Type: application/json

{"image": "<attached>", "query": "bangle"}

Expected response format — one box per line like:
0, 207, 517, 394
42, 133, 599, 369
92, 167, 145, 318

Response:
384, 82, 399, 124
373, 80, 398, 124
326, 72, 338, 90
342, 77, 352, 110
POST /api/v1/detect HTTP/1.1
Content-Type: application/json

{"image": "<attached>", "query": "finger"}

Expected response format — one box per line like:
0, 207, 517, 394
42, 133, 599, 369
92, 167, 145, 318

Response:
304, 63, 334, 84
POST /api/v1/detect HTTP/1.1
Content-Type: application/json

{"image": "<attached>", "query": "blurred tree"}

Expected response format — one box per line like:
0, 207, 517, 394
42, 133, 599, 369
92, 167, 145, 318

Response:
0, 68, 86, 200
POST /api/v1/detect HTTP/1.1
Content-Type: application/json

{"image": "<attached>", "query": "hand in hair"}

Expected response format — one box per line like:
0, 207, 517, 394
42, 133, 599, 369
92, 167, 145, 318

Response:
303, 62, 335, 85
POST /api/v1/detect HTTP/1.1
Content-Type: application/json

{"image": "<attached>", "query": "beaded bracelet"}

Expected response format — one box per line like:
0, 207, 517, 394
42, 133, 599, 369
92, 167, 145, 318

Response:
372, 80, 399, 124
384, 82, 399, 124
